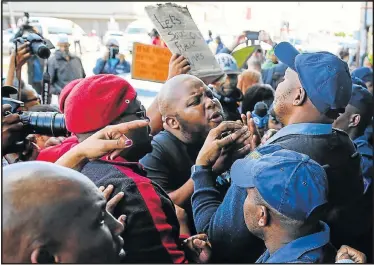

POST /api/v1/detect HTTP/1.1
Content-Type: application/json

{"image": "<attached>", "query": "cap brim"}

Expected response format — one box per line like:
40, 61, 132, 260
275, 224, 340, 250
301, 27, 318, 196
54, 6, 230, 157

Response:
230, 159, 256, 189
274, 42, 300, 71
2, 85, 18, 96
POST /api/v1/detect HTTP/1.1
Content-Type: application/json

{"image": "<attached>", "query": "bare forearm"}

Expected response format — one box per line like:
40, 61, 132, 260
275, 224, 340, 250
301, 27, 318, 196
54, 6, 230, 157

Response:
5, 59, 16, 87
168, 178, 194, 207
55, 145, 88, 171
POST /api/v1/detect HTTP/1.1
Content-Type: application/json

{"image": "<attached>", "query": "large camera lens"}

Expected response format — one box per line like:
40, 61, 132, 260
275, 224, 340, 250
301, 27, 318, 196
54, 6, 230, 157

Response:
21, 112, 68, 137
32, 42, 51, 59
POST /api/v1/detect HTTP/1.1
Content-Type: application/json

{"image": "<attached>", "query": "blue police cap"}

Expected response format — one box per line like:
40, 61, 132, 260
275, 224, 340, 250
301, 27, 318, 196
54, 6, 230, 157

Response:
351, 67, 373, 83
352, 76, 368, 89
274, 42, 352, 115
349, 84, 373, 112
215, 53, 241, 75
231, 149, 328, 221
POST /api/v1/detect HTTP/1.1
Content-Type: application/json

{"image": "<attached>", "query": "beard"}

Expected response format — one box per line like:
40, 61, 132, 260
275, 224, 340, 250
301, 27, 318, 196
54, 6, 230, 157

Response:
176, 115, 209, 145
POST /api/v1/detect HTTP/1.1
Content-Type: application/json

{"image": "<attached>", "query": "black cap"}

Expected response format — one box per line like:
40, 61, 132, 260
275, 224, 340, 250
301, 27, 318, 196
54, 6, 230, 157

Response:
2, 85, 18, 98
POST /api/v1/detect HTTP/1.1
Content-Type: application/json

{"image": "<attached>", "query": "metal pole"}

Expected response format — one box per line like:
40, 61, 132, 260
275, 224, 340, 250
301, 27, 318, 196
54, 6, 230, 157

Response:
359, 2, 368, 67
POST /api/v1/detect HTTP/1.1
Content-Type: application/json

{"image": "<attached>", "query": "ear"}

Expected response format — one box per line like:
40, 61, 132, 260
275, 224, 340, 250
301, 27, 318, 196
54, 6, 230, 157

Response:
292, 87, 306, 106
349, 114, 361, 128
164, 116, 180, 130
30, 248, 60, 263
257, 205, 269, 227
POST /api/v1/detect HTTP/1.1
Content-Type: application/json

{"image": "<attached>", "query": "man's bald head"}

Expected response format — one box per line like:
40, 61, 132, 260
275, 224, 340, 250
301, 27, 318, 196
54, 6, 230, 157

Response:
158, 74, 205, 117
2, 162, 103, 262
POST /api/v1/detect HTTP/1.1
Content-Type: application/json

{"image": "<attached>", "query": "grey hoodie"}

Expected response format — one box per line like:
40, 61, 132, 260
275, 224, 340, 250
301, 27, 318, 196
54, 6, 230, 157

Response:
47, 50, 86, 94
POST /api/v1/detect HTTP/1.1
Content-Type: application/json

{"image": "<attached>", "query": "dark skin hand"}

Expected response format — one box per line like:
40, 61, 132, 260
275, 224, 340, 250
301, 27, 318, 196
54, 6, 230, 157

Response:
182, 234, 212, 263
196, 121, 246, 167
2, 104, 24, 155
240, 111, 261, 151
336, 245, 366, 263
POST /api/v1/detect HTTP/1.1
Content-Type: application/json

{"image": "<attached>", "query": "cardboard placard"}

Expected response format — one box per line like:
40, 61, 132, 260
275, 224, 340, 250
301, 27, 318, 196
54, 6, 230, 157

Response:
231, 45, 260, 69
131, 42, 172, 83
145, 3, 224, 83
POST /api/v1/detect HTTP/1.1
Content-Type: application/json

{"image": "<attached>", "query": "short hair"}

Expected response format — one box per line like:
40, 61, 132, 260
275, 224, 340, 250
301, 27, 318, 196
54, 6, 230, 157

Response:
241, 84, 275, 114
251, 188, 326, 235
251, 189, 304, 233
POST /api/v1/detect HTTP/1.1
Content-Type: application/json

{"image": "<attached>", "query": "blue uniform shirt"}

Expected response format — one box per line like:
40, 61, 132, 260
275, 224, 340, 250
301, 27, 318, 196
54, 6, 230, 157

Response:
265, 123, 333, 145
354, 135, 373, 193
256, 222, 333, 263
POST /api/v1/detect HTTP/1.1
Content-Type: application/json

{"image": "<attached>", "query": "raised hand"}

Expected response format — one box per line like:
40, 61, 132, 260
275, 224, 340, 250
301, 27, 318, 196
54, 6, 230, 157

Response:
167, 54, 191, 79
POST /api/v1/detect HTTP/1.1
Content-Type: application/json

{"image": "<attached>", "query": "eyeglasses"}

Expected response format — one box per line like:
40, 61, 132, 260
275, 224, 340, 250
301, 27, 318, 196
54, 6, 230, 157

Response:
24, 96, 41, 104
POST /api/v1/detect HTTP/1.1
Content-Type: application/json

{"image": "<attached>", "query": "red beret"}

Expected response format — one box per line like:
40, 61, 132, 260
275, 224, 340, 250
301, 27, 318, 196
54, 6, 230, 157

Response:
63, 74, 136, 134
59, 78, 83, 113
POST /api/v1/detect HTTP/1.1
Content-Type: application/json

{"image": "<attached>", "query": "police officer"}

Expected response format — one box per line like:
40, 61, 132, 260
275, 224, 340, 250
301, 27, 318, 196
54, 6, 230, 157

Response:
191, 42, 363, 262
231, 149, 336, 263
333, 84, 373, 262
210, 53, 243, 121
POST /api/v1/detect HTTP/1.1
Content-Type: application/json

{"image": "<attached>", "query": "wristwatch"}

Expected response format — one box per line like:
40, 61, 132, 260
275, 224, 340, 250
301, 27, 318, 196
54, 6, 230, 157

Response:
191, 165, 212, 174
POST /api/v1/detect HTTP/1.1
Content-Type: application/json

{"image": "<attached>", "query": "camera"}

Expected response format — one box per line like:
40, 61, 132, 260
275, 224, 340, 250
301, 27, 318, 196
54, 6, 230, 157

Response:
109, 47, 119, 59
13, 12, 54, 59
14, 33, 52, 59
2, 97, 68, 137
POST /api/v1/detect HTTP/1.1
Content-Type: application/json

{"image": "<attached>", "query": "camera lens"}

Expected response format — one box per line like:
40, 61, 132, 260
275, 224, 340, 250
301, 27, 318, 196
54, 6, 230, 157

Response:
21, 112, 68, 137
35, 44, 51, 59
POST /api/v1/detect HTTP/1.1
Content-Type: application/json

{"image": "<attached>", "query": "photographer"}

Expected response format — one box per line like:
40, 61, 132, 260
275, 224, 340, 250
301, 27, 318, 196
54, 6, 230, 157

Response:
2, 103, 40, 165
93, 39, 131, 75
47, 34, 86, 97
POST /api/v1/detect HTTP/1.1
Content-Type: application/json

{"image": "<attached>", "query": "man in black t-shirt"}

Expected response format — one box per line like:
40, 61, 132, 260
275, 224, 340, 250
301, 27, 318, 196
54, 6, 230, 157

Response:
141, 74, 224, 205
140, 74, 250, 232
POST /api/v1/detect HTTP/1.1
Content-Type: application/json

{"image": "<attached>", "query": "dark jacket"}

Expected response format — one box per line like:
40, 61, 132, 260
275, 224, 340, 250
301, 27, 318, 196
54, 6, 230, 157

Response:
93, 58, 131, 75
47, 50, 86, 94
80, 156, 187, 263
192, 123, 363, 263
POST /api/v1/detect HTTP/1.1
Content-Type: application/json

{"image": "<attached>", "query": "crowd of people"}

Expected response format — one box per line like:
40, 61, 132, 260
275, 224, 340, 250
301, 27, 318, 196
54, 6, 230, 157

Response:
2, 26, 373, 263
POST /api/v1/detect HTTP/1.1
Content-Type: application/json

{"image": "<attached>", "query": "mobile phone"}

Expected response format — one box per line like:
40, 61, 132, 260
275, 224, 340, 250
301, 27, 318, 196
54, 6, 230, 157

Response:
244, 31, 260, 41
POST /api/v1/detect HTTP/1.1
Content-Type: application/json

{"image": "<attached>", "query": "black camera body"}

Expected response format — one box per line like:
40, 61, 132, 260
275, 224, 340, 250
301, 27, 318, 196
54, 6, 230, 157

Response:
109, 47, 119, 59
14, 33, 52, 59
13, 12, 54, 59
2, 97, 68, 137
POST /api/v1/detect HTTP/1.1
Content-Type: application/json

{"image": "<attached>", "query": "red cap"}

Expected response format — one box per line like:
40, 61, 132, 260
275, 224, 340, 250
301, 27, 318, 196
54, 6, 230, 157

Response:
59, 78, 83, 113
63, 74, 137, 134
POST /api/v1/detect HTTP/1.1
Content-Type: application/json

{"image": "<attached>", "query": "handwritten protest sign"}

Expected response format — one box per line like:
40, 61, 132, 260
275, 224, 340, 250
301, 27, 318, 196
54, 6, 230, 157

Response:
231, 45, 260, 69
131, 42, 172, 83
145, 3, 224, 83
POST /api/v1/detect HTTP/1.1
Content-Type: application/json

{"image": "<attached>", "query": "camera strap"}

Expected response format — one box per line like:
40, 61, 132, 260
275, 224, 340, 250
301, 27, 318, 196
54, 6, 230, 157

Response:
42, 60, 51, 104
14, 41, 23, 102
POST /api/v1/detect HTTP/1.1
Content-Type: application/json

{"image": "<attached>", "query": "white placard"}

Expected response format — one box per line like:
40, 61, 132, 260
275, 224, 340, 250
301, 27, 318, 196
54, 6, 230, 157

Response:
145, 3, 224, 81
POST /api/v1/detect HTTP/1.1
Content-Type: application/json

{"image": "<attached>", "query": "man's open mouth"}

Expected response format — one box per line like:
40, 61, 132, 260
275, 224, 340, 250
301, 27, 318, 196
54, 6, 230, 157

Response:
210, 111, 224, 123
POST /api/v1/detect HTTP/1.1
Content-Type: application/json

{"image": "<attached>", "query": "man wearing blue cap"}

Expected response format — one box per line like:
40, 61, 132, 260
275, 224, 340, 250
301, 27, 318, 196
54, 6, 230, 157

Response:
210, 53, 243, 121
231, 149, 335, 263
191, 42, 363, 262
47, 34, 86, 96
333, 84, 373, 262
351, 67, 373, 94
93, 38, 131, 75
351, 67, 373, 144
